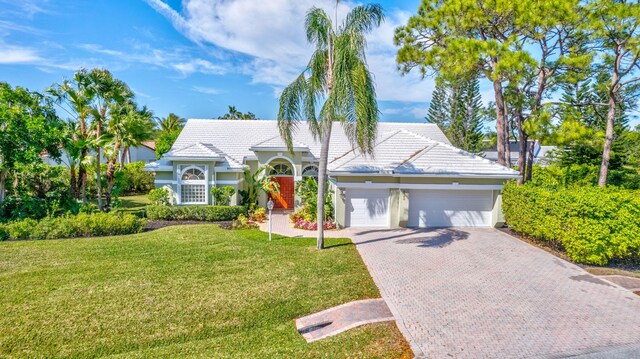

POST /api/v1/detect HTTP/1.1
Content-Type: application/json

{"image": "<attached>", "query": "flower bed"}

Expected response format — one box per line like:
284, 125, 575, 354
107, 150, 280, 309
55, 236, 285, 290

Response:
293, 219, 337, 231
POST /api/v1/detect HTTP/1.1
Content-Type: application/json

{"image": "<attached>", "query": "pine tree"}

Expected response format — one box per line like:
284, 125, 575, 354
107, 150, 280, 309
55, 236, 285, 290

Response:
426, 77, 484, 152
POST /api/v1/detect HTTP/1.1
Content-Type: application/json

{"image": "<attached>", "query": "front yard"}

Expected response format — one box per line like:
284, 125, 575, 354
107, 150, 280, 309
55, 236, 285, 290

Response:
0, 225, 411, 358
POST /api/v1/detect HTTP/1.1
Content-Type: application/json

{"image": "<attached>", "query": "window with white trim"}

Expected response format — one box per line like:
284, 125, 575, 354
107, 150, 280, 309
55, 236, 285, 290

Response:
302, 165, 319, 178
179, 166, 207, 204
269, 163, 293, 176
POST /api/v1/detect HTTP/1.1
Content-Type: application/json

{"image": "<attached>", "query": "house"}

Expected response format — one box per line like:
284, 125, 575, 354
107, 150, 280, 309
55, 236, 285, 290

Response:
483, 140, 557, 166
42, 141, 157, 167
144, 119, 520, 228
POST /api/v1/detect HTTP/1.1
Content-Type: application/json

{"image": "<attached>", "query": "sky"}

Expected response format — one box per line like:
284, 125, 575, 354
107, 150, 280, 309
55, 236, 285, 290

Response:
0, 0, 451, 123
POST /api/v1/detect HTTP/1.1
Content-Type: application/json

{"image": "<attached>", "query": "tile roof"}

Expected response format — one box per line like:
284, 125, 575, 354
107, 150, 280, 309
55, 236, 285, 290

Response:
158, 119, 518, 178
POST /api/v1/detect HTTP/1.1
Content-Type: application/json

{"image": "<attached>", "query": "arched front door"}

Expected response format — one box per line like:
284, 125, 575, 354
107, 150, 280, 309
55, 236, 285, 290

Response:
269, 163, 294, 209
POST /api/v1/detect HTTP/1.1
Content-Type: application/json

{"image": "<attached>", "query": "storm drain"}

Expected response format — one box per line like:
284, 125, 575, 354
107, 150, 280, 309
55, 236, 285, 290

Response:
295, 298, 395, 342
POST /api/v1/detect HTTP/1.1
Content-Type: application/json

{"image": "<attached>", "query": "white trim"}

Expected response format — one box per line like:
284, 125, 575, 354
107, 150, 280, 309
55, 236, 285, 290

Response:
328, 171, 520, 179
336, 182, 504, 190
214, 166, 245, 172
249, 146, 308, 152
156, 180, 177, 184
264, 154, 298, 177
143, 165, 172, 172
216, 180, 241, 185
165, 156, 222, 161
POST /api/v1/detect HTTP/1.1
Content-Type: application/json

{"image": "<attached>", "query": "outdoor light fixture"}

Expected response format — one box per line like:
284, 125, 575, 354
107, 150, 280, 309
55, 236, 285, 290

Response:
267, 198, 274, 241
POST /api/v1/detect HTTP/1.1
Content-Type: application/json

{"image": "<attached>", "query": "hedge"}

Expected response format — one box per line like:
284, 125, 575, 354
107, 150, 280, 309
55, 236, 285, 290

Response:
145, 205, 247, 222
0, 213, 146, 241
502, 183, 640, 265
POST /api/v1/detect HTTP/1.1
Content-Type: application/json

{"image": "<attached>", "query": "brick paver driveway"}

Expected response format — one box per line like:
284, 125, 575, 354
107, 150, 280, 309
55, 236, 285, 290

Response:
349, 227, 640, 359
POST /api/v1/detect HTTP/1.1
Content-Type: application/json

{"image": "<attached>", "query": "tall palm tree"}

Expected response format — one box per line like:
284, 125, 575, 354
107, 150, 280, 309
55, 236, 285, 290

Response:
157, 113, 185, 133
278, 2, 384, 249
47, 70, 95, 203
87, 69, 132, 211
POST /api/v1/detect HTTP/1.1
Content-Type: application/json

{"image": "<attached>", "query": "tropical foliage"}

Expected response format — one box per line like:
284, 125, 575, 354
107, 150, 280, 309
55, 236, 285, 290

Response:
237, 165, 279, 209
219, 105, 256, 120
145, 205, 246, 222
502, 183, 640, 265
278, 2, 384, 248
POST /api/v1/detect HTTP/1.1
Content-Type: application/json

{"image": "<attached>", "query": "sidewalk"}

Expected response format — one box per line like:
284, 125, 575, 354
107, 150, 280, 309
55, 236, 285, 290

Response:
258, 210, 351, 238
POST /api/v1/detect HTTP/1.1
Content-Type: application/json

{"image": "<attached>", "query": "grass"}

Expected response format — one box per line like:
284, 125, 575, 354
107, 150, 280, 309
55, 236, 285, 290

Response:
0, 225, 411, 358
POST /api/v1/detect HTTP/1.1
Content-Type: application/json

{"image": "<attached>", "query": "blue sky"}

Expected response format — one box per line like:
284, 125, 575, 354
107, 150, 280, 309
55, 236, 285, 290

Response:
0, 0, 443, 123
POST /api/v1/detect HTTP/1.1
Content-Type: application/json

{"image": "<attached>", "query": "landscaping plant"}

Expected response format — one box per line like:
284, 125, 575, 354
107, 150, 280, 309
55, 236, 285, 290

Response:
145, 205, 246, 222
210, 185, 235, 206
502, 182, 640, 265
289, 176, 334, 230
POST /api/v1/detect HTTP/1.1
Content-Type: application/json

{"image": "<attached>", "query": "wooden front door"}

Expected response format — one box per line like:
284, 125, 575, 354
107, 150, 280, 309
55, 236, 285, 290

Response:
271, 176, 294, 209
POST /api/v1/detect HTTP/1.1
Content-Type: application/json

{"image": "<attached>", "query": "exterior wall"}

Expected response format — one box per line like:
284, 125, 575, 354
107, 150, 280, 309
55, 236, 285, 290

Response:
152, 160, 243, 206
331, 175, 509, 228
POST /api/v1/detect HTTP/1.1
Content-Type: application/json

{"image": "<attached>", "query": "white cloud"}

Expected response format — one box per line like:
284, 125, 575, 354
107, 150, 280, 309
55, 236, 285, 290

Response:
192, 85, 222, 95
145, 0, 436, 103
0, 43, 41, 63
78, 43, 230, 76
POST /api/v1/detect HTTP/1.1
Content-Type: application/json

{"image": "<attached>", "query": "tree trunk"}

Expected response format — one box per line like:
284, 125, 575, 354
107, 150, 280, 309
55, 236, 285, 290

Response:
316, 123, 333, 250
492, 80, 508, 166
69, 165, 78, 200
526, 140, 535, 182
120, 147, 128, 170
599, 87, 617, 187
516, 121, 527, 185
0, 170, 6, 203
78, 147, 87, 204
105, 142, 122, 212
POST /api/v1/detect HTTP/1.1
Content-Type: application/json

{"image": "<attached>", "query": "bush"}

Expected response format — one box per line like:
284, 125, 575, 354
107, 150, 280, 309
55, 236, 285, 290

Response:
230, 214, 259, 229
502, 183, 640, 265
249, 207, 266, 223
2, 213, 146, 240
148, 188, 171, 206
145, 205, 246, 222
119, 162, 155, 195
211, 186, 235, 206
293, 219, 337, 231
0, 225, 7, 241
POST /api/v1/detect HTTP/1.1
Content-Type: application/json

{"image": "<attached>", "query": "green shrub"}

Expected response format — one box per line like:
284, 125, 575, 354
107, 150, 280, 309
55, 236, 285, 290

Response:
119, 161, 155, 195
503, 183, 640, 265
3, 213, 146, 240
148, 187, 171, 206
145, 205, 246, 222
211, 186, 235, 206
0, 224, 9, 241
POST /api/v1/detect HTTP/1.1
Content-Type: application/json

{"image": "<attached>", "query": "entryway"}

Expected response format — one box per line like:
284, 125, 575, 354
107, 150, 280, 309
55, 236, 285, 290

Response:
269, 163, 294, 209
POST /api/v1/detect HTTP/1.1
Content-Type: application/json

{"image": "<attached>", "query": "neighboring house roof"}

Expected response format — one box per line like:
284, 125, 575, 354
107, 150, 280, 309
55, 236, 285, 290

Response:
150, 119, 518, 178
140, 141, 156, 151
483, 140, 557, 166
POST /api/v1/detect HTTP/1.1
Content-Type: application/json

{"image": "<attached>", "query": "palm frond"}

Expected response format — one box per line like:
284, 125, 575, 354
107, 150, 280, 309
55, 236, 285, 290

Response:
342, 4, 385, 36
277, 72, 308, 152
305, 7, 332, 49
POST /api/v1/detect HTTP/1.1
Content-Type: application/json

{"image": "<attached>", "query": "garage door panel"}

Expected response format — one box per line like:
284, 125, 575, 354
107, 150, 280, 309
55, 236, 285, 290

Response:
408, 190, 492, 227
346, 189, 389, 227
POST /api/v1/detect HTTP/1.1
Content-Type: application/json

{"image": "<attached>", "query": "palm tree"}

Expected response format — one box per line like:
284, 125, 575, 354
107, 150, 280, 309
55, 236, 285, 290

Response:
47, 70, 95, 203
120, 105, 155, 169
278, 2, 384, 249
157, 113, 185, 133
87, 69, 132, 211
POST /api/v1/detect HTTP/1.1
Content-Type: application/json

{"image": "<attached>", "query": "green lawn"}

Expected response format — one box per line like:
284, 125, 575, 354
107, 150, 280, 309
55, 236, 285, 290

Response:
0, 225, 411, 358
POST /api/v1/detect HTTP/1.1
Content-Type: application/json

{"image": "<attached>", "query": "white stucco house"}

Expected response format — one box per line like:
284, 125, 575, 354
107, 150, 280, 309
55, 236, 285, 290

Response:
144, 119, 519, 228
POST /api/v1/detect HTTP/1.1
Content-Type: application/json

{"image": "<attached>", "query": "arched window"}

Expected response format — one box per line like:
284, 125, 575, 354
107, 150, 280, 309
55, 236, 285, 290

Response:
180, 166, 206, 204
302, 165, 318, 178
181, 168, 205, 181
269, 163, 293, 176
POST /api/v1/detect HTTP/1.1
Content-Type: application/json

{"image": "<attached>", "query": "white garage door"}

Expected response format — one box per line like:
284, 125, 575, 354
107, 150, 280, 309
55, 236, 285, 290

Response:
408, 190, 493, 227
346, 189, 389, 227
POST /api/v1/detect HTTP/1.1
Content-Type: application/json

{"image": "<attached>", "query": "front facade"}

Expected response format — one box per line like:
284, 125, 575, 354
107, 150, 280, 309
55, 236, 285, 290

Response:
145, 119, 519, 228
